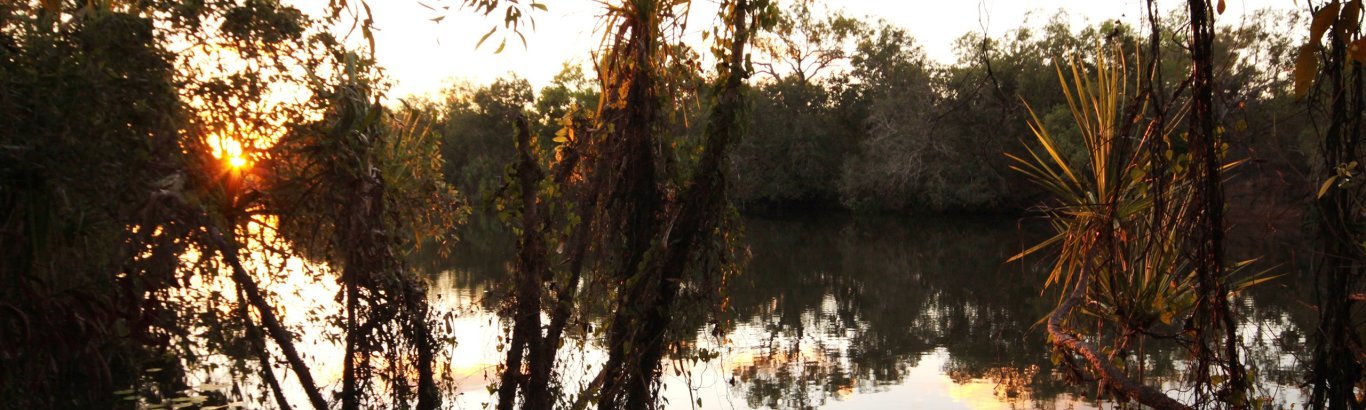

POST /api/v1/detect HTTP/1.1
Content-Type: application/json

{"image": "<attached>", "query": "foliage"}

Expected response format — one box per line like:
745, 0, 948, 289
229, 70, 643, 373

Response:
731, 76, 848, 206
0, 1, 462, 409
840, 22, 1003, 212
435, 77, 534, 209
0, 4, 192, 407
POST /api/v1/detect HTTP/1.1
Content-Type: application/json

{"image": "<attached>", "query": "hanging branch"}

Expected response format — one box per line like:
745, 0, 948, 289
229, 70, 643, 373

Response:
1302, 1, 1366, 407
1185, 1, 1249, 405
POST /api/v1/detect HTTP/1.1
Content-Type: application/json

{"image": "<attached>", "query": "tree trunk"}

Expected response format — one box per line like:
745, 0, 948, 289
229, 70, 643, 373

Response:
499, 117, 548, 410
1310, 9, 1365, 407
206, 225, 329, 410
1186, 1, 1248, 405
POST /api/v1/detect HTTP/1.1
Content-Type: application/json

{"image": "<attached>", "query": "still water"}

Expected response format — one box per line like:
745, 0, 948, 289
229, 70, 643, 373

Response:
409, 214, 1314, 409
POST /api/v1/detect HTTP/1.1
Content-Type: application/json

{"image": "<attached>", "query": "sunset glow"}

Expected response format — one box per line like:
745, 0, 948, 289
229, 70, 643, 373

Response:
207, 133, 251, 170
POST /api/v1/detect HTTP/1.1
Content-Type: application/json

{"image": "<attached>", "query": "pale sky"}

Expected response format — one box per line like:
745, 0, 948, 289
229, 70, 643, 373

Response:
292, 0, 1300, 99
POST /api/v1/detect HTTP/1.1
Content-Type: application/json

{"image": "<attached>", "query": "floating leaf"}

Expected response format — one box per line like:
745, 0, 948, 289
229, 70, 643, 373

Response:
1218, 0, 1226, 14
1295, 43, 1320, 99
197, 383, 230, 391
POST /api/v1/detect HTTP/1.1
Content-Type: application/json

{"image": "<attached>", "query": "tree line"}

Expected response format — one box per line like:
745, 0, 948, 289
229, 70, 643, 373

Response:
431, 5, 1311, 215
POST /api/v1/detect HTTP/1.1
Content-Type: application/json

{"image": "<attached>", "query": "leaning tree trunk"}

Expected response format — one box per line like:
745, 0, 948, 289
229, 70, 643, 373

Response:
1047, 268, 1194, 410
596, 5, 667, 409
622, 1, 756, 409
206, 225, 330, 410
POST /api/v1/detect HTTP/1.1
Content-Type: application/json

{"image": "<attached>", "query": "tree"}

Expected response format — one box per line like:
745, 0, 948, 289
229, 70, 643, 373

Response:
752, 1, 863, 84
487, 1, 775, 409
1291, 1, 1366, 407
436, 77, 535, 209
0, 1, 461, 409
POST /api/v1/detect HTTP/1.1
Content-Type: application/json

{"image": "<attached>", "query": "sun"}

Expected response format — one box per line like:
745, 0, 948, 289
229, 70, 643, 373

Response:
207, 133, 252, 170
227, 155, 248, 169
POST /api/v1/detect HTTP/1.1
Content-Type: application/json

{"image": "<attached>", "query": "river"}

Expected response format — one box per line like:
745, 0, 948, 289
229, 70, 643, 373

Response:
400, 213, 1313, 409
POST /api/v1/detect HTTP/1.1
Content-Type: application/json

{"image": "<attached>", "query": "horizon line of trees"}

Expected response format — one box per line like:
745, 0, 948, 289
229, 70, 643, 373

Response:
429, 4, 1313, 216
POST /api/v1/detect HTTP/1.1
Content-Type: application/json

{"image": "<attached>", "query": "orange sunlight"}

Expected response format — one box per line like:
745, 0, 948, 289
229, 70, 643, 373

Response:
206, 133, 251, 170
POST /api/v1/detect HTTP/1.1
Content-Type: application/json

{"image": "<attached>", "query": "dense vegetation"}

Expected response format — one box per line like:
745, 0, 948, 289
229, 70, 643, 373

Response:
4, 0, 1366, 409
434, 6, 1311, 215
1, 0, 461, 408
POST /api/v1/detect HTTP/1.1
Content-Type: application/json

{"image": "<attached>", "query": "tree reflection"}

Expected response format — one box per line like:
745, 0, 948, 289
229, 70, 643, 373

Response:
723, 214, 1314, 408
419, 213, 1316, 408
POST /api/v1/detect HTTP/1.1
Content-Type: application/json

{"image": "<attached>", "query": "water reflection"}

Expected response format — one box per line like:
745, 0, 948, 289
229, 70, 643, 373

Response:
414, 213, 1313, 409
719, 215, 1076, 409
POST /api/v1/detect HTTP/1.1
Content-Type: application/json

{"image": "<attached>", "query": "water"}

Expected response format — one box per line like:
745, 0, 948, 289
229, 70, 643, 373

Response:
413, 213, 1315, 409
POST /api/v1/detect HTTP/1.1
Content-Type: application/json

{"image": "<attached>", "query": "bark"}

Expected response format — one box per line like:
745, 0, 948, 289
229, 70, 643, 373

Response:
407, 281, 440, 410
343, 264, 359, 410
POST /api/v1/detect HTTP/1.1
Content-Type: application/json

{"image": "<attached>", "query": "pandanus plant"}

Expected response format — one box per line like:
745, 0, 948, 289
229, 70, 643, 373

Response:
1010, 44, 1271, 409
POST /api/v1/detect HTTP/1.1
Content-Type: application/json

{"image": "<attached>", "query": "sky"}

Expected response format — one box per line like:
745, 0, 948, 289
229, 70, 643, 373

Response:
292, 0, 1300, 99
